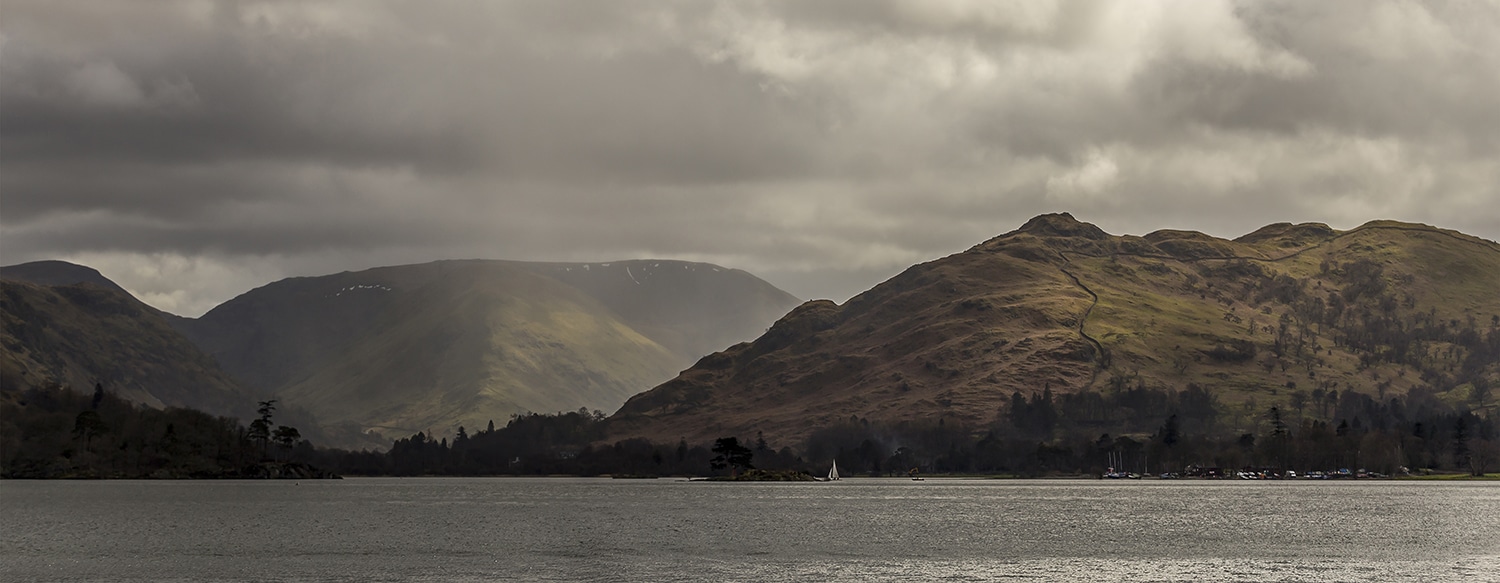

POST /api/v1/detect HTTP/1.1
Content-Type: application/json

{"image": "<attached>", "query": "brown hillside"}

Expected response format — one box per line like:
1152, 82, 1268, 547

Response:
608, 214, 1500, 447
0, 280, 251, 416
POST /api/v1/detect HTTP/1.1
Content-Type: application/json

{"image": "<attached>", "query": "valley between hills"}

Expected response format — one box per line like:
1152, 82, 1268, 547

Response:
2, 214, 1497, 478
2, 259, 798, 449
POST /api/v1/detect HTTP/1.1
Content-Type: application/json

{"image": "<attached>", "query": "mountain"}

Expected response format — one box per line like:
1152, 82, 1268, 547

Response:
0, 274, 250, 417
173, 260, 799, 439
607, 214, 1500, 447
0, 260, 130, 294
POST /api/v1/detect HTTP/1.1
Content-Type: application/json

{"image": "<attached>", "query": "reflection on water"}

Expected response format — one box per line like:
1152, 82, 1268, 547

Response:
3, 478, 1497, 582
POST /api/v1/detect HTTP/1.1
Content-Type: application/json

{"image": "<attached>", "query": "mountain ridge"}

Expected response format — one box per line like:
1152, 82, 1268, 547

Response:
171, 258, 800, 440
0, 279, 252, 417
606, 214, 1500, 448
0, 260, 131, 295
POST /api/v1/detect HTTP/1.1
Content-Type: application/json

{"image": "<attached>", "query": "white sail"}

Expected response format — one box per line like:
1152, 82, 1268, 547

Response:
828, 460, 840, 481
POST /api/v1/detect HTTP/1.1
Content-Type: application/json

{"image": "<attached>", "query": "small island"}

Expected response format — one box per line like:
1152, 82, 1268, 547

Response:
697, 437, 816, 481
707, 468, 816, 481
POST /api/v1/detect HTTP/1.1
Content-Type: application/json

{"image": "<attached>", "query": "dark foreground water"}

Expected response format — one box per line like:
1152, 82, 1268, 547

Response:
2, 478, 1498, 582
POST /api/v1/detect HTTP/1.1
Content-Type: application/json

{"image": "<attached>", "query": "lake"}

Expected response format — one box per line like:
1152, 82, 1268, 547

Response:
2, 478, 1497, 582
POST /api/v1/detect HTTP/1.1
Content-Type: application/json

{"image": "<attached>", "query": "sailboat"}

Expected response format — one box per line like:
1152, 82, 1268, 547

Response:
826, 460, 841, 481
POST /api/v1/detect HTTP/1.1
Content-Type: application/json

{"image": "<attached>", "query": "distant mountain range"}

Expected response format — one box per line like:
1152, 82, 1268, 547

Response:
607, 214, 1500, 447
1, 258, 799, 443
8, 214, 1497, 453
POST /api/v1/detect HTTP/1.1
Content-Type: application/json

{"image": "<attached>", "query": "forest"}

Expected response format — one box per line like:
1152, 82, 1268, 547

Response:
3, 374, 1495, 479
318, 381, 1496, 478
0, 383, 336, 479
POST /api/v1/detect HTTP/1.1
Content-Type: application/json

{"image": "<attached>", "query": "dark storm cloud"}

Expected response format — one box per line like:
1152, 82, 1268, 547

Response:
0, 3, 816, 179
2, 0, 1497, 316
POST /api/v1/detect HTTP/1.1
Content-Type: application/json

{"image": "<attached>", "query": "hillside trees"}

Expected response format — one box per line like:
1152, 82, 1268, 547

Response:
1, 384, 326, 478
278, 378, 1500, 478
1194, 255, 1499, 434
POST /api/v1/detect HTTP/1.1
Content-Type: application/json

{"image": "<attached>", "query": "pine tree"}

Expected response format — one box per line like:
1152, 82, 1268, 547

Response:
710, 437, 755, 476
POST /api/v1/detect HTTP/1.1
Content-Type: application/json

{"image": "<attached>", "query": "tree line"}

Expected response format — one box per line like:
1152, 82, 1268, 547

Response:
300, 382, 1495, 478
4, 379, 1494, 479
0, 383, 333, 478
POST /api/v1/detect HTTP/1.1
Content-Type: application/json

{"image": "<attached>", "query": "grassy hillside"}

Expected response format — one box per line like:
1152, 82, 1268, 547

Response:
176, 259, 799, 440
524, 260, 800, 359
608, 214, 1500, 447
274, 264, 682, 438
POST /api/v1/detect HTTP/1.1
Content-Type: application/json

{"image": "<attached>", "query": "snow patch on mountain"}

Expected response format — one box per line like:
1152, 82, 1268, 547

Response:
331, 284, 392, 297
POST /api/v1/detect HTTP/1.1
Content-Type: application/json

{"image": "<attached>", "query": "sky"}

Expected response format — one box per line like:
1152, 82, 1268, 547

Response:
3, 0, 1498, 317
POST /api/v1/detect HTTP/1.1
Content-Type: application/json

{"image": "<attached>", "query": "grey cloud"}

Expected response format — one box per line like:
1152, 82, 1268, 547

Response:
2, 0, 1497, 316
765, 0, 1112, 47
2, 2, 816, 180
1129, 2, 1500, 148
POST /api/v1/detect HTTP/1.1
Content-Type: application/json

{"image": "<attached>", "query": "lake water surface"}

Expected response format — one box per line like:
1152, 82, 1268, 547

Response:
3, 478, 1498, 582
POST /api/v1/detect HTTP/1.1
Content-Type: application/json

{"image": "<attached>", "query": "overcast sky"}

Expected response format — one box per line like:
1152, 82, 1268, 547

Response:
3, 1, 1498, 316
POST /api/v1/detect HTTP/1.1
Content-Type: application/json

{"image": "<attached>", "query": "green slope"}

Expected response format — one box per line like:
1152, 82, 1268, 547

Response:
176, 259, 800, 440
274, 264, 682, 437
